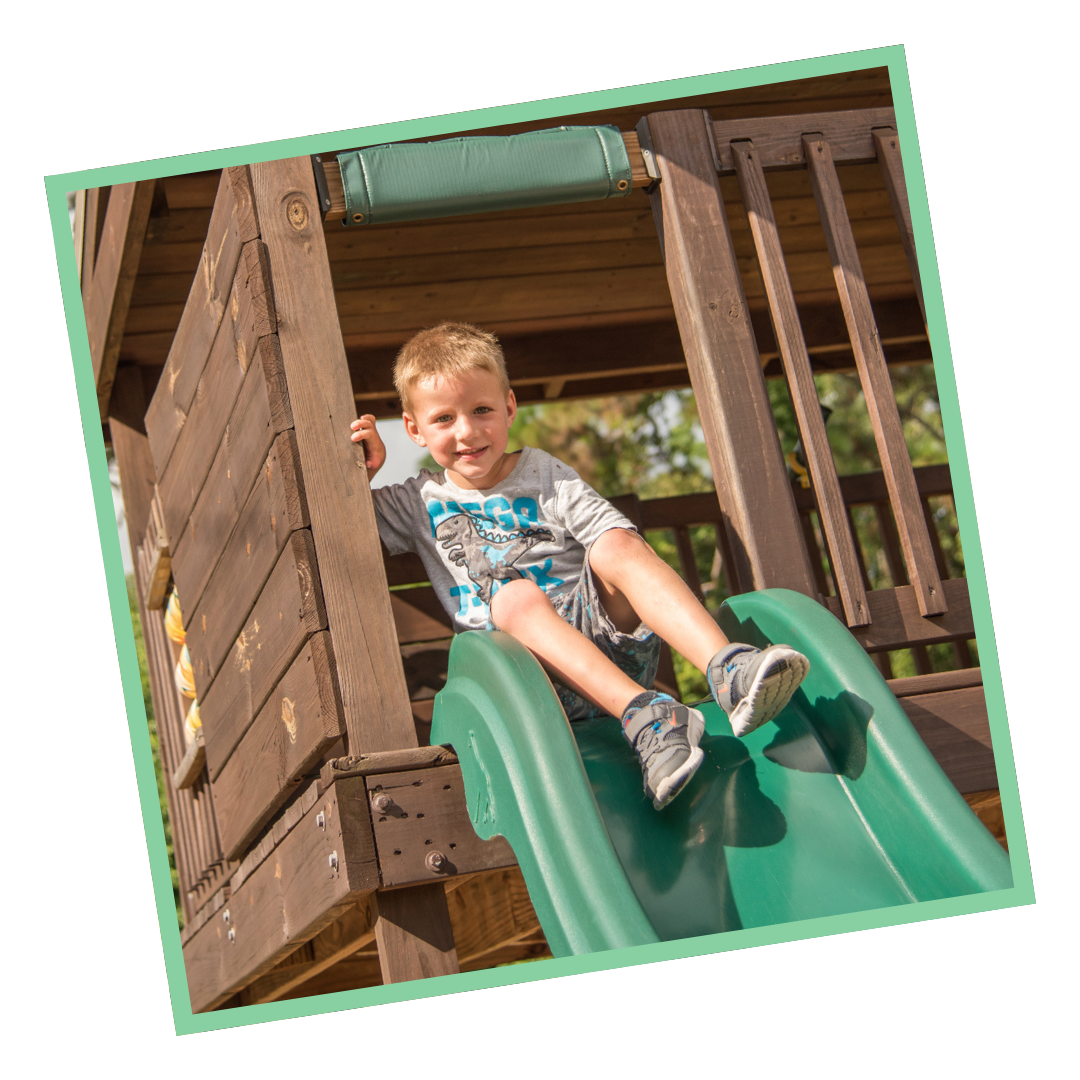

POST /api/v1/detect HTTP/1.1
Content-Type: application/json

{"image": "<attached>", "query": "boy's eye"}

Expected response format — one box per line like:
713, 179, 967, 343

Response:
435, 414, 453, 424
474, 406, 492, 415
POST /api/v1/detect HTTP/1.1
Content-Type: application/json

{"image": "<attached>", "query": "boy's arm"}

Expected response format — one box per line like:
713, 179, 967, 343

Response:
349, 414, 386, 481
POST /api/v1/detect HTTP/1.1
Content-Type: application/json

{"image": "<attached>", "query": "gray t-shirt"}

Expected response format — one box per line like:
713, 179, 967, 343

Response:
372, 446, 635, 632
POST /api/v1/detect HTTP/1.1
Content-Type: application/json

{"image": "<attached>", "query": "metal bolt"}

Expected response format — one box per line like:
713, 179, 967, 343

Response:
371, 793, 394, 815
425, 850, 448, 873
316, 811, 325, 830
222, 909, 230, 925
227, 928, 236, 943
329, 850, 339, 871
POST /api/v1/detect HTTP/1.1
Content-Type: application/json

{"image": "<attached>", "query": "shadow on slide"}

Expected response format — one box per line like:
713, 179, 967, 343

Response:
429, 588, 1012, 957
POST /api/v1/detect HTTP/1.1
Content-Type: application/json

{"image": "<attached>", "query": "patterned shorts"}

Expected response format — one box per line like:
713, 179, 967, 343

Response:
488, 538, 661, 721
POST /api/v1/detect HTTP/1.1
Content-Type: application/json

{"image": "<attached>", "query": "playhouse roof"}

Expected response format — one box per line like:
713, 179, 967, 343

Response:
114, 66, 926, 423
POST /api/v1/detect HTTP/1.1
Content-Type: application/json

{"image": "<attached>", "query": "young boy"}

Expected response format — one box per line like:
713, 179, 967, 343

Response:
351, 323, 809, 810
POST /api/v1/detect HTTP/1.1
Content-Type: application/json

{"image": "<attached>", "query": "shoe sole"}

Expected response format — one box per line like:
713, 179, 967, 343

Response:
652, 746, 705, 810
728, 646, 810, 738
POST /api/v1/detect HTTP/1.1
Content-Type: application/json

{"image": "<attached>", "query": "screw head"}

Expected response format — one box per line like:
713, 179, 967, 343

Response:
425, 850, 448, 873
371, 793, 394, 814
328, 850, 339, 871
222, 909, 230, 924
227, 928, 236, 943
316, 811, 325, 830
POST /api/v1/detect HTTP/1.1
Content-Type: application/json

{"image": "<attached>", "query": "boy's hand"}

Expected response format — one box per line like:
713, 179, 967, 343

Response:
349, 414, 386, 480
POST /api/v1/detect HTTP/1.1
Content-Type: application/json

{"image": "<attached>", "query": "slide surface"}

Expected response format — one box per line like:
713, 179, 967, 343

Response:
429, 588, 1012, 957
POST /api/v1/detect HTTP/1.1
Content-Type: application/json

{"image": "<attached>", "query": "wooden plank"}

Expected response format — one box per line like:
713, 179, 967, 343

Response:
199, 530, 327, 776
84, 181, 157, 417
825, 577, 973, 651
366, 765, 517, 887
172, 730, 206, 790
81, 187, 110, 305
790, 463, 954, 511
872, 128, 925, 323
170, 334, 293, 616
897, 685, 996, 795
372, 883, 460, 984
186, 431, 309, 686
803, 133, 945, 617
888, 667, 982, 698
238, 900, 376, 1005
732, 139, 868, 626
156, 240, 276, 545
212, 633, 347, 860
711, 107, 896, 173
181, 778, 379, 1012
224, 165, 261, 243
250, 156, 415, 754
646, 109, 815, 596
964, 789, 1008, 851
107, 366, 156, 543
444, 868, 541, 965
321, 746, 460, 786
390, 590, 453, 644
144, 174, 245, 475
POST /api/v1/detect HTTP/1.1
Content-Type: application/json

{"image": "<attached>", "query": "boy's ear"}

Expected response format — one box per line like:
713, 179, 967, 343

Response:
506, 388, 518, 425
403, 413, 427, 447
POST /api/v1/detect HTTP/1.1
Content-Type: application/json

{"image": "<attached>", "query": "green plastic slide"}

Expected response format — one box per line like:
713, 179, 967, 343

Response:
429, 588, 1012, 957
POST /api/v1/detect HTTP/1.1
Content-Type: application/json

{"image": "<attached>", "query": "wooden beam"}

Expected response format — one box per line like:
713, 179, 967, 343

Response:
804, 133, 945, 617
872, 128, 925, 324
172, 730, 206, 790
444, 868, 542, 966
372, 883, 459, 983
888, 667, 982, 698
85, 181, 156, 418
645, 109, 815, 596
250, 157, 415, 754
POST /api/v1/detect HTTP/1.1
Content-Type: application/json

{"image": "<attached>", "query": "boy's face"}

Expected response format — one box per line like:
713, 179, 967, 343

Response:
403, 369, 518, 490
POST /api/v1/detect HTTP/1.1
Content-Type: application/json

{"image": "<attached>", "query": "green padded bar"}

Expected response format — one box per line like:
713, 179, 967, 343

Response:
336, 125, 633, 226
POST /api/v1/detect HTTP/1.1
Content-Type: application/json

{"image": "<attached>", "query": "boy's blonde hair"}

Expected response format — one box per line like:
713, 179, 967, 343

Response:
394, 323, 510, 415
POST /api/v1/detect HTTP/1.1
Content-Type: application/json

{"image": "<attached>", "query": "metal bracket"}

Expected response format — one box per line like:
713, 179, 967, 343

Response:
310, 155, 332, 214
634, 116, 662, 194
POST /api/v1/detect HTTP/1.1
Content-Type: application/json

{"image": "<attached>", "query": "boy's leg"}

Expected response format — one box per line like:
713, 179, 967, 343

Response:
489, 576, 705, 808
588, 529, 809, 737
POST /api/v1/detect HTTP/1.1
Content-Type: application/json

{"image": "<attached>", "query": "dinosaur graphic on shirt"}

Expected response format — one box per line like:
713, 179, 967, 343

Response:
435, 513, 554, 605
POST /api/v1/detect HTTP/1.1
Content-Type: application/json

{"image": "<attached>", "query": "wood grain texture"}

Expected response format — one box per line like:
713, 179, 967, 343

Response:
732, 140, 868, 626
199, 530, 327, 776
445, 868, 541, 966
145, 174, 244, 474
107, 367, 156, 544
803, 133, 945, 617
172, 730, 206, 790
872, 128, 925, 323
84, 181, 157, 417
372, 883, 460, 984
186, 431, 309, 685
250, 156, 414, 753
181, 779, 378, 1012
888, 667, 982, 698
646, 109, 815, 596
212, 633, 346, 859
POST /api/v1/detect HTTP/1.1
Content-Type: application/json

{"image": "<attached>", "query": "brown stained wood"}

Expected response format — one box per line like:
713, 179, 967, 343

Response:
250, 157, 414, 754
803, 134, 945, 617
212, 633, 346, 859
181, 779, 379, 1012
199, 530, 327, 774
107, 367, 157, 544
141, 489, 172, 610
225, 166, 261, 243
732, 140, 868, 626
73, 189, 87, 283
84, 181, 157, 417
825, 577, 973, 651
646, 109, 815, 596
372, 883, 460, 984
888, 667, 982, 698
444, 867, 541, 965
790, 463, 954, 512
711, 107, 896, 173
872, 128, 925, 323
171, 336, 292, 615
238, 900, 376, 1005
367, 765, 517, 887
145, 174, 245, 475
186, 432, 310, 686
321, 746, 460, 787
897, 685, 996, 794
173, 730, 206, 790
390, 590, 453, 644
672, 526, 704, 601
964, 789, 1008, 851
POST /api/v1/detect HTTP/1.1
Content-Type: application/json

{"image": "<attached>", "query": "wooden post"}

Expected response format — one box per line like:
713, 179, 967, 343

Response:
372, 884, 460, 983
248, 158, 415, 754
645, 110, 816, 597
872, 128, 925, 324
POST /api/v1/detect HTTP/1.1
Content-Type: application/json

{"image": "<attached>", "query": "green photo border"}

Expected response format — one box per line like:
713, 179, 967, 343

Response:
44, 42, 1034, 1036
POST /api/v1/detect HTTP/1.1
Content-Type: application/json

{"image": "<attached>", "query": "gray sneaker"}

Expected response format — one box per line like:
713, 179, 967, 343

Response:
623, 700, 706, 810
709, 643, 809, 738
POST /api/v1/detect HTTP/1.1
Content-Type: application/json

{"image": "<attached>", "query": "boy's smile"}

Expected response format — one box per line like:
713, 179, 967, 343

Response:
403, 370, 518, 490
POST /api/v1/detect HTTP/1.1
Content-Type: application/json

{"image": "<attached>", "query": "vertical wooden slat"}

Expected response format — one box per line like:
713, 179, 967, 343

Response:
921, 496, 973, 669
72, 190, 87, 285
871, 503, 932, 673
872, 128, 925, 323
249, 158, 414, 754
673, 526, 704, 601
646, 110, 815, 597
81, 187, 109, 305
372, 884, 460, 983
799, 511, 832, 599
731, 140, 868, 626
803, 133, 946, 617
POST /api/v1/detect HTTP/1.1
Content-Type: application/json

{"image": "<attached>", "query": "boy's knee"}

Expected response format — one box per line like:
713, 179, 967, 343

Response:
590, 527, 646, 569
489, 577, 548, 628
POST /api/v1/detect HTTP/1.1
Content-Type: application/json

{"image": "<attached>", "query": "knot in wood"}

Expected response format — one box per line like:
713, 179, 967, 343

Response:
286, 197, 309, 231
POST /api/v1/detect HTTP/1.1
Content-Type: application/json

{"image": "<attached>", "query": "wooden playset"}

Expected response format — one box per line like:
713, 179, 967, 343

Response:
75, 67, 1004, 1011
